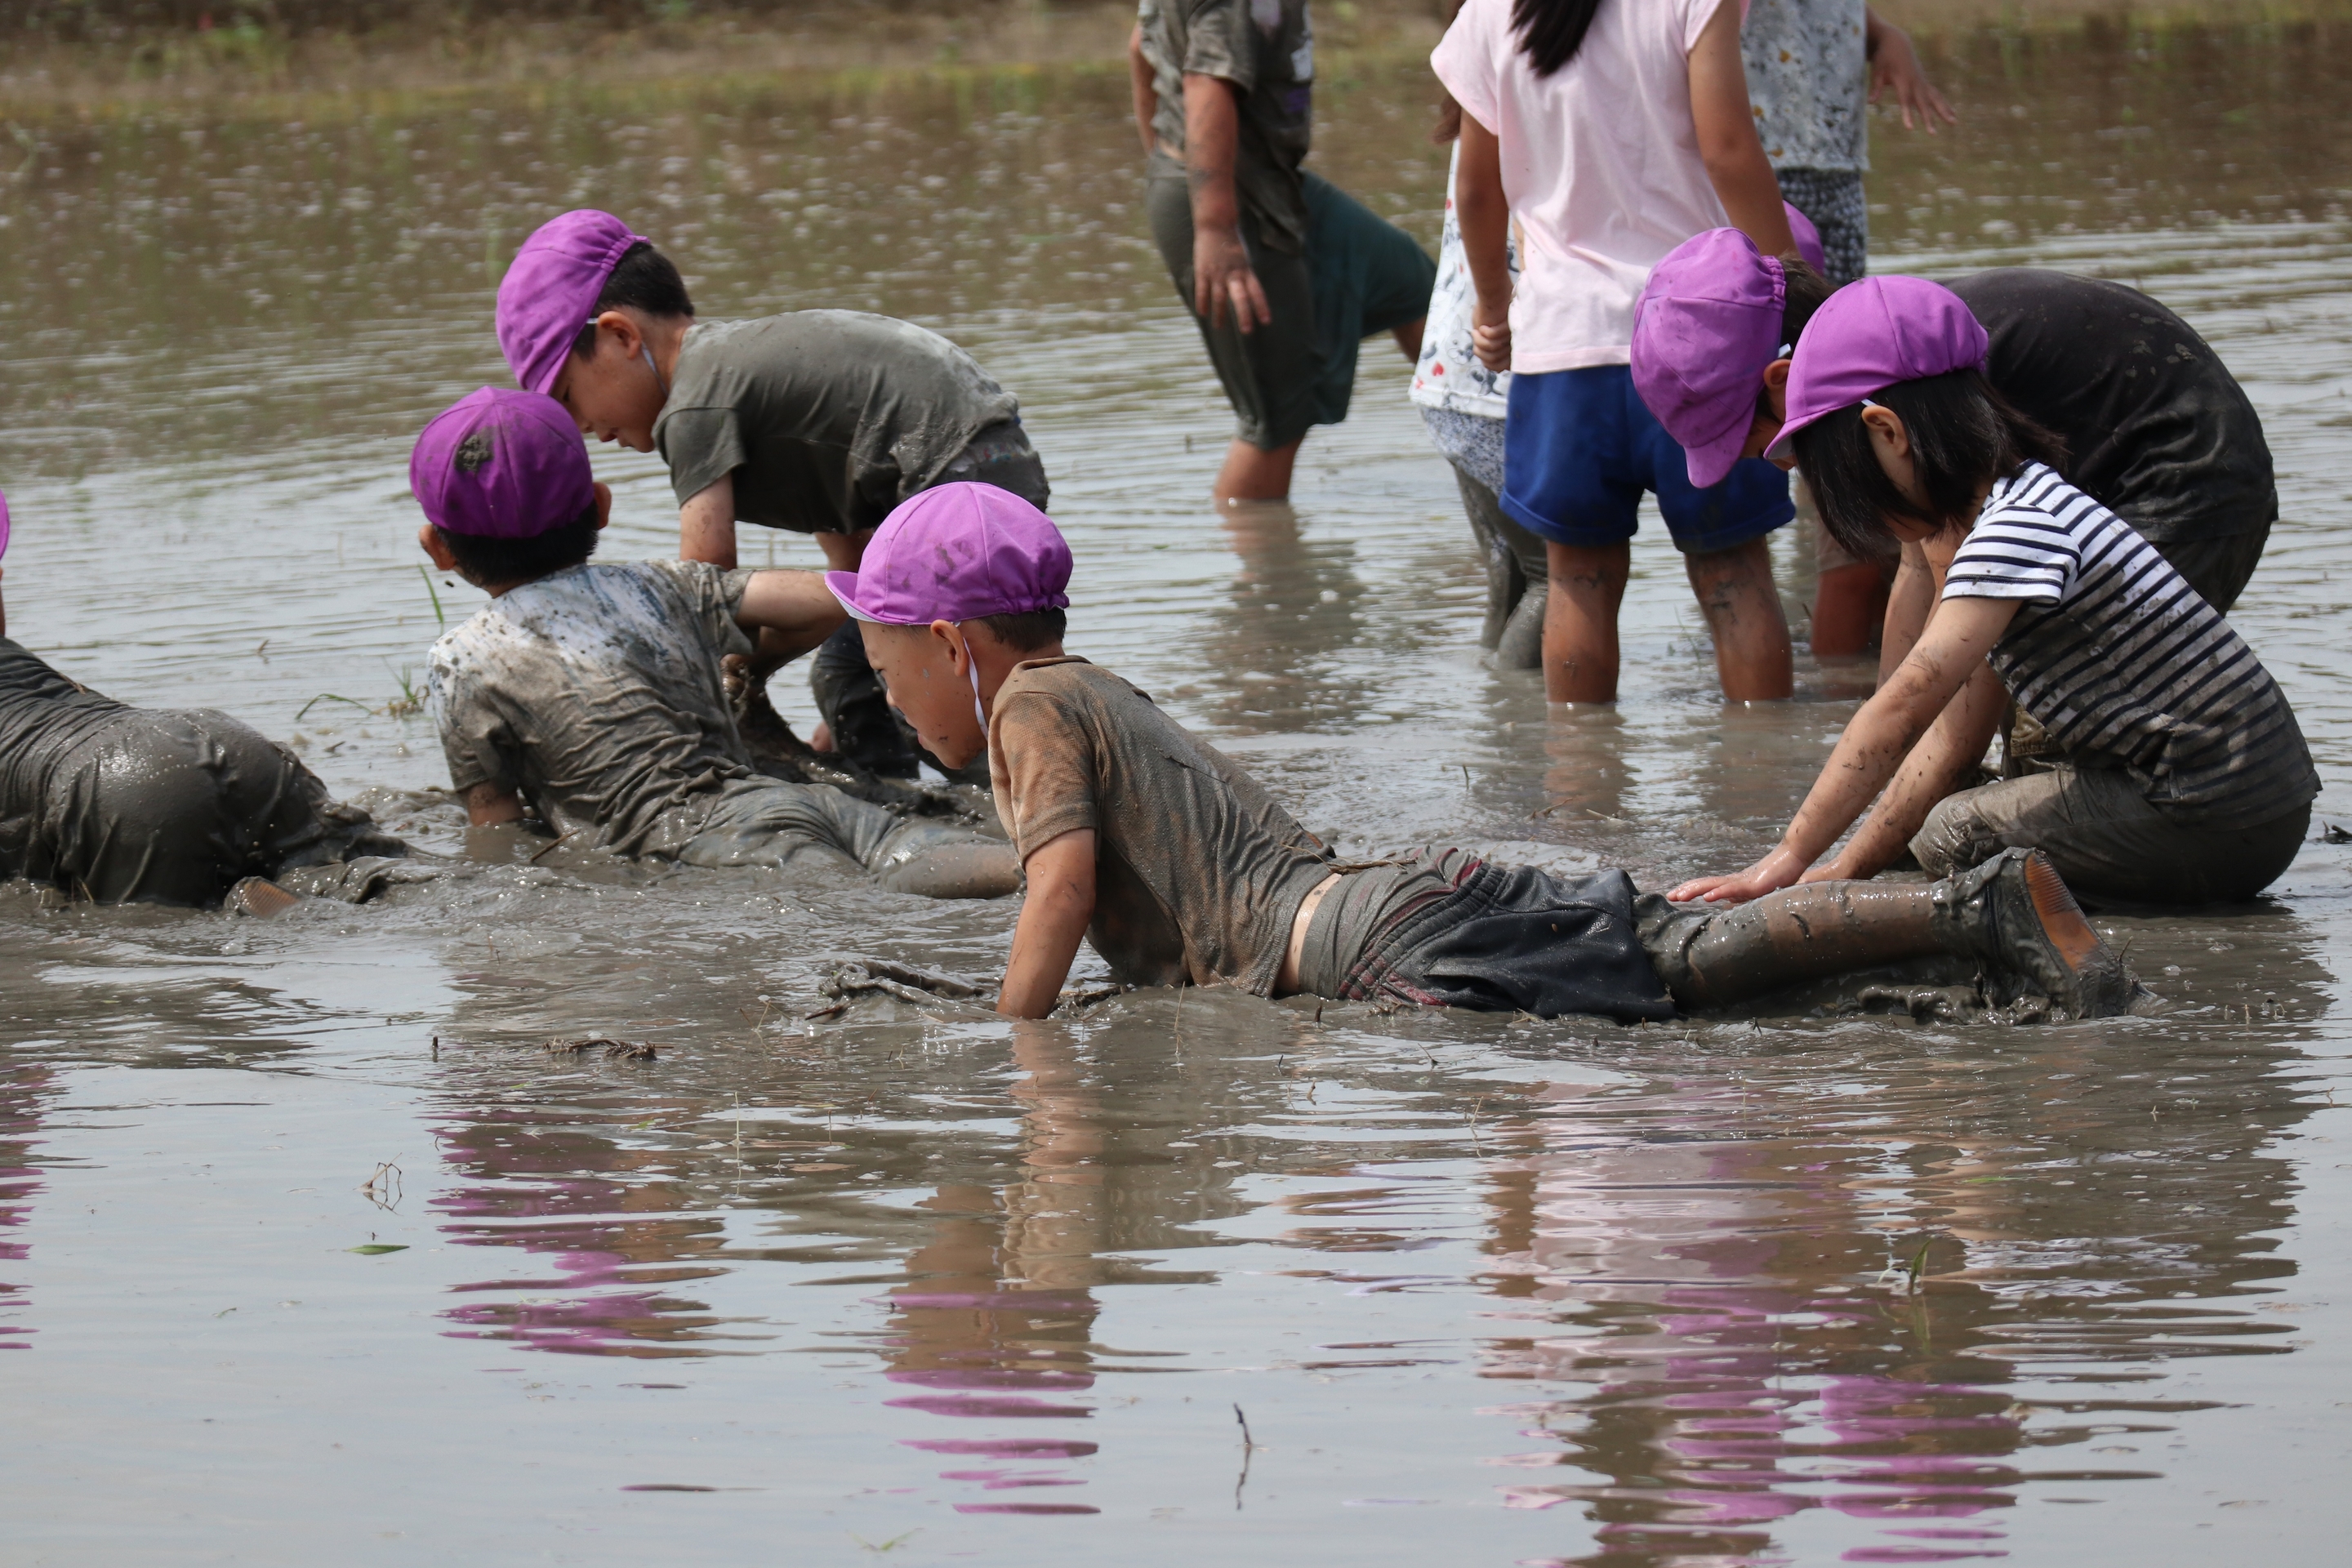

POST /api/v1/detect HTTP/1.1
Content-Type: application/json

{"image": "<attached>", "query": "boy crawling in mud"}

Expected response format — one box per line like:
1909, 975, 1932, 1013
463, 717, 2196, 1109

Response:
839, 484, 2144, 1022
0, 492, 402, 910
411, 388, 1018, 900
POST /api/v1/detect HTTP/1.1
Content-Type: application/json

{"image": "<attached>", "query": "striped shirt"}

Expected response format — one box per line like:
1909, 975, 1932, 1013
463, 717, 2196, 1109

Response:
1943, 464, 2317, 828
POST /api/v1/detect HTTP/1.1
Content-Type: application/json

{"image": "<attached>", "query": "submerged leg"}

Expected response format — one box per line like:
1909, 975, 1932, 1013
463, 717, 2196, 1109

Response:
1642, 849, 2138, 1018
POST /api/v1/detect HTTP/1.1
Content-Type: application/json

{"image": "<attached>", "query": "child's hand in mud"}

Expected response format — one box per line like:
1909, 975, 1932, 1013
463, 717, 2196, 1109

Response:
1669, 845, 1811, 905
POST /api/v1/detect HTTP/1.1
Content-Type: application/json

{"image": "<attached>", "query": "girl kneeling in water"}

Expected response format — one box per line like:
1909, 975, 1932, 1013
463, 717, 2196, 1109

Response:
1673, 278, 2317, 911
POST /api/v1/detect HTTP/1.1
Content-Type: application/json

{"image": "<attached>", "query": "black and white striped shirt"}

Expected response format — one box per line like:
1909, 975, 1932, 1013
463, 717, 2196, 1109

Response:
1943, 463, 2317, 828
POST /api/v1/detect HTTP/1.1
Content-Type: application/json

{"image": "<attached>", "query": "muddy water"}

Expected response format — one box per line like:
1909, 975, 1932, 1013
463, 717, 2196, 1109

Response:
5, 23, 2352, 1565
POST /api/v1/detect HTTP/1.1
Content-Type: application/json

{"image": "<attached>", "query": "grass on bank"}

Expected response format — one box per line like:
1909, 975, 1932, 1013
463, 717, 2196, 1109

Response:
0, 0, 2346, 118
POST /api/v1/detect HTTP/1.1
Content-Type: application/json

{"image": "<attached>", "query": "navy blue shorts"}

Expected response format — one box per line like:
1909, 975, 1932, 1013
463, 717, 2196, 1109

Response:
1500, 365, 1793, 554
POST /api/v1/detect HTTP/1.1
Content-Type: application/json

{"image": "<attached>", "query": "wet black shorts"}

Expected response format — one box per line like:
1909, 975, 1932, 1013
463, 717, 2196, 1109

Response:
1334, 858, 1675, 1023
1147, 166, 1436, 451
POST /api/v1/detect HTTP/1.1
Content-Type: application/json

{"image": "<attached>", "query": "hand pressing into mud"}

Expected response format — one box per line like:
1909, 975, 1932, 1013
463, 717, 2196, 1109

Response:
1668, 844, 1812, 905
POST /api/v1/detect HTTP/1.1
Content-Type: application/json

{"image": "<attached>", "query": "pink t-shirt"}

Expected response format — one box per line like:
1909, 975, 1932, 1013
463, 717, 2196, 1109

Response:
1432, 0, 1736, 375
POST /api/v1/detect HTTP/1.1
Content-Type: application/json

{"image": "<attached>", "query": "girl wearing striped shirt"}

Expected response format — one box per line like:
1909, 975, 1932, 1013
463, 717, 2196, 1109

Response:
1673, 277, 2316, 910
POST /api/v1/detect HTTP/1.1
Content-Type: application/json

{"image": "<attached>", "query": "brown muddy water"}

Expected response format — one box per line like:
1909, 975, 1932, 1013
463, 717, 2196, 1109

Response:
5, 24, 2352, 1566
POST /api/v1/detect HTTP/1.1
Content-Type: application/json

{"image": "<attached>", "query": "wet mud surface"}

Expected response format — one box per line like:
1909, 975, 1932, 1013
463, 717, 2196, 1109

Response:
5, 25, 2352, 1566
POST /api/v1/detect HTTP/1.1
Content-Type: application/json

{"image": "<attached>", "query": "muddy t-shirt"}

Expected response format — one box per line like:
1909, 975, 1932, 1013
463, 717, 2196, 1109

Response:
0, 639, 129, 874
987, 656, 1335, 993
425, 560, 764, 856
653, 313, 1022, 537
1138, 0, 1316, 252
1954, 269, 2276, 546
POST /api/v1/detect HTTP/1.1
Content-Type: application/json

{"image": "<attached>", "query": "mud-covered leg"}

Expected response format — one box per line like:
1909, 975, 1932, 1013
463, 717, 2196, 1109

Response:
1638, 881, 1942, 1010
1640, 849, 2140, 1018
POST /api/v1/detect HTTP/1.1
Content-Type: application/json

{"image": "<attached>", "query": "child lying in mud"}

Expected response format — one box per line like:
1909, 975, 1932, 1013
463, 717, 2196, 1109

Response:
410, 388, 1020, 900
0, 493, 402, 908
833, 483, 2142, 1022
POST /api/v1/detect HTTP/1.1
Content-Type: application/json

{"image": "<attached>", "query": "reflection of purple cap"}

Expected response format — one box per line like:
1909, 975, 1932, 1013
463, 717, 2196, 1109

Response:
0, 490, 9, 561
411, 389, 596, 539
827, 484, 1071, 626
1632, 229, 1786, 488
496, 210, 648, 396
1766, 278, 1990, 461
1784, 202, 1826, 275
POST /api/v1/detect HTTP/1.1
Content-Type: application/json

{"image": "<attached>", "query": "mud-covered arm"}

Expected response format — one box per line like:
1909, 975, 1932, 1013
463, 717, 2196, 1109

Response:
733, 568, 846, 662
1879, 541, 1935, 684
1802, 660, 2008, 883
1673, 594, 2020, 902
679, 474, 737, 568
999, 829, 1098, 1018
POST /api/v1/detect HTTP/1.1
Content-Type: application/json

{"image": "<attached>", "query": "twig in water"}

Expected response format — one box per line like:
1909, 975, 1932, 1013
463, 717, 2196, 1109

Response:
296, 692, 376, 723
528, 830, 578, 864
359, 1160, 403, 1210
1232, 1402, 1258, 1511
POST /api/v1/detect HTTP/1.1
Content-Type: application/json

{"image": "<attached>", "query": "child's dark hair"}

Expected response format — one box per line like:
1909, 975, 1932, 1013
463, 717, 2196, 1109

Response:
1513, 0, 1606, 77
1791, 369, 2069, 562
569, 241, 695, 360
973, 608, 1066, 654
1778, 256, 1834, 354
434, 503, 602, 587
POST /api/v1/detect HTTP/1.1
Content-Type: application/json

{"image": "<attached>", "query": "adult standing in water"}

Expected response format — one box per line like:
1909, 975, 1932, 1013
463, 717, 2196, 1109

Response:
1130, 0, 1437, 504
1741, 0, 1953, 653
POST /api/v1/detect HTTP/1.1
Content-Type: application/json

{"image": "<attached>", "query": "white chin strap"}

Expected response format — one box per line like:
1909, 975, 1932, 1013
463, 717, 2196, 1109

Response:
966, 647, 987, 735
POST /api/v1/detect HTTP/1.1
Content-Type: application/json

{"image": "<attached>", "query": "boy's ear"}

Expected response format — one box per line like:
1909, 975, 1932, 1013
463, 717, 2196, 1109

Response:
592, 481, 612, 531
418, 522, 461, 572
595, 310, 644, 358
1761, 359, 1792, 418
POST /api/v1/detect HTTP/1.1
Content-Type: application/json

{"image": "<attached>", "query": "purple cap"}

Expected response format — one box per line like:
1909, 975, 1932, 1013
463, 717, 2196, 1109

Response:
827, 483, 1071, 626
1631, 229, 1787, 488
411, 389, 597, 539
496, 210, 648, 396
1784, 202, 1826, 275
1766, 277, 1990, 462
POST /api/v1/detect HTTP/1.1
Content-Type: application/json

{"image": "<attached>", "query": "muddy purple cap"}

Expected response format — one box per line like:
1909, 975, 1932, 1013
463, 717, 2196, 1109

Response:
1631, 229, 1788, 488
1766, 277, 1991, 462
827, 483, 1071, 626
1784, 201, 1827, 275
411, 388, 596, 539
496, 209, 648, 396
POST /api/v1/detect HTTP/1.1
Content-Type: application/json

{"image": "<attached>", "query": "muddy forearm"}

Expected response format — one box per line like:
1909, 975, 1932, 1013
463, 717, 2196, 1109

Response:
1822, 662, 2008, 879
1182, 74, 1243, 233
998, 829, 1097, 1018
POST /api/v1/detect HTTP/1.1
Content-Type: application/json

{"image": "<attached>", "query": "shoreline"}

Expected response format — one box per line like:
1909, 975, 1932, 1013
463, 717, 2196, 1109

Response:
0, 0, 2345, 120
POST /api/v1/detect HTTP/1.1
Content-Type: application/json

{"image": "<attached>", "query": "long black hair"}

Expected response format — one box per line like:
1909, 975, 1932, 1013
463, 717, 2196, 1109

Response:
1790, 370, 2069, 563
1513, 0, 1608, 78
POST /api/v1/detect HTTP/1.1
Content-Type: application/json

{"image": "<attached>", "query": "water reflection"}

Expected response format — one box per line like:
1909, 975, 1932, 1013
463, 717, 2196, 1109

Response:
0, 1063, 51, 1352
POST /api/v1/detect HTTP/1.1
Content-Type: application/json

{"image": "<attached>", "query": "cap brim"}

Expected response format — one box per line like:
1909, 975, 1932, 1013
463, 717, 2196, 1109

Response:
1762, 408, 1824, 465
824, 570, 890, 623
1683, 420, 1751, 490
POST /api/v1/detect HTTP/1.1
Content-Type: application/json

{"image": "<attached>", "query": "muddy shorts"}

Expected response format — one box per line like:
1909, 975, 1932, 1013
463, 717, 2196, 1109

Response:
811, 420, 1049, 780
1147, 163, 1435, 451
8, 709, 391, 906
1300, 850, 1674, 1022
1911, 764, 2310, 906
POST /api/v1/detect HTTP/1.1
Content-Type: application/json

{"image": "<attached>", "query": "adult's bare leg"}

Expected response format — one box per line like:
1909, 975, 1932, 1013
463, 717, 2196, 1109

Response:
1685, 537, 1793, 701
1542, 540, 1631, 703
1811, 561, 1892, 658
1214, 437, 1303, 505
